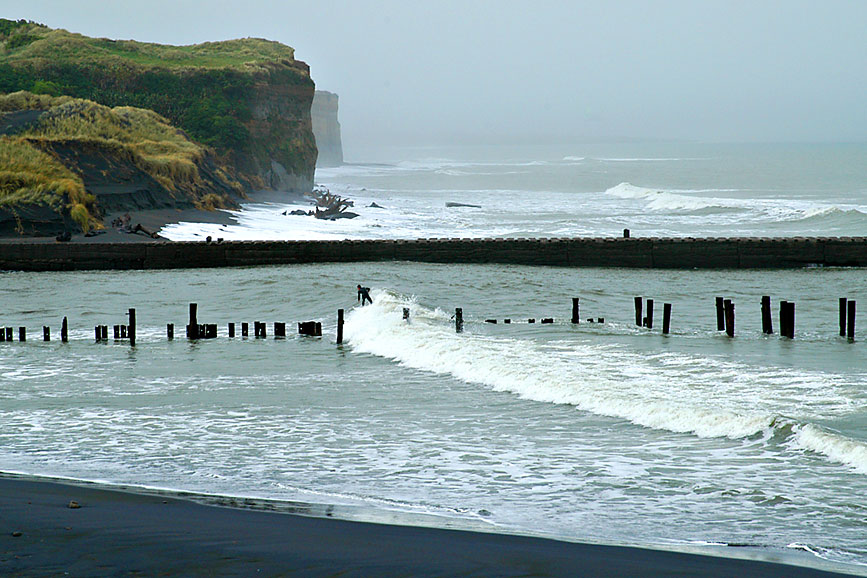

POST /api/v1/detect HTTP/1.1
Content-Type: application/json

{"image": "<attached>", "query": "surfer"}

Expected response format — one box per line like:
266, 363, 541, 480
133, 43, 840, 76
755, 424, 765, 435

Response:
357, 284, 372, 305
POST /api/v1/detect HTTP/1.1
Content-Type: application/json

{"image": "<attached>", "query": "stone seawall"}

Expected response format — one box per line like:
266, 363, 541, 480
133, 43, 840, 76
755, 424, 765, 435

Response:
1, 237, 865, 271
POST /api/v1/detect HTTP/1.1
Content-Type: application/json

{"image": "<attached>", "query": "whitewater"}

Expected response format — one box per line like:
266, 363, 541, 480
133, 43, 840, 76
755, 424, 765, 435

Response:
161, 142, 867, 241
3, 143, 867, 574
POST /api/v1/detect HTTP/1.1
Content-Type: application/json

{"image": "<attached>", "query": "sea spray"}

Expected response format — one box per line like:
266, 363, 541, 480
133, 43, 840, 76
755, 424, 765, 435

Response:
345, 292, 867, 473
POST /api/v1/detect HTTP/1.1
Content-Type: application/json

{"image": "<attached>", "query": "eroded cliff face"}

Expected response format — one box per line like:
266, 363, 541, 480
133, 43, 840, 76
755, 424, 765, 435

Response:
243, 63, 317, 193
311, 90, 343, 167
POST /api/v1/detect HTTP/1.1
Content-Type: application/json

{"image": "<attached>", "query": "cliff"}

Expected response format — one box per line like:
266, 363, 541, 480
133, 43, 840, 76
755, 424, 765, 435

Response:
0, 19, 317, 198
311, 90, 343, 167
0, 92, 244, 236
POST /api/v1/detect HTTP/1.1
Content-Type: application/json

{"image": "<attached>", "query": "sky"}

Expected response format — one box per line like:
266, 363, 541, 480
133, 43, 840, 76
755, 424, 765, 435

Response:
3, 1, 866, 151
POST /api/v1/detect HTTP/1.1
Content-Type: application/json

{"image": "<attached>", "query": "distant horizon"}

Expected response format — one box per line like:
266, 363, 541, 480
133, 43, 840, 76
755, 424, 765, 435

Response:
3, 1, 866, 149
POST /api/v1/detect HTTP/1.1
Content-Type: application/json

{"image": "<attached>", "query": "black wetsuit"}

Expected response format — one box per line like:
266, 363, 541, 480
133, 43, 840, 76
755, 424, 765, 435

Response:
358, 286, 372, 305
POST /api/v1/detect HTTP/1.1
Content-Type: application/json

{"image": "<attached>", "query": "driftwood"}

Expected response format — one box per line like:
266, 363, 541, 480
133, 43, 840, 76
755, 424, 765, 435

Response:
309, 187, 358, 220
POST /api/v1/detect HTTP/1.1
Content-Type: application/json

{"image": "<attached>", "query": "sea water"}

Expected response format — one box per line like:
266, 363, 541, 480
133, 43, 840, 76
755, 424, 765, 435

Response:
3, 142, 867, 573
161, 142, 867, 241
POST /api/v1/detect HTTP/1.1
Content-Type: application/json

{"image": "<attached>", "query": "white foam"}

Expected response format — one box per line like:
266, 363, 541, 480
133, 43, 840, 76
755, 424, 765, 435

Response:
344, 293, 867, 474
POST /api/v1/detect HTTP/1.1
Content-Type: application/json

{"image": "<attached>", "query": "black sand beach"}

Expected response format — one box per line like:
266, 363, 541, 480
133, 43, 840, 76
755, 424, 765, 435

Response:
0, 476, 854, 577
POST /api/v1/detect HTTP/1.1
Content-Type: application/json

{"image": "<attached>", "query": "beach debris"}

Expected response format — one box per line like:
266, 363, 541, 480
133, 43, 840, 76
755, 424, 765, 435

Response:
11, 530, 22, 537
67, 500, 81, 509
445, 202, 481, 208
309, 187, 357, 220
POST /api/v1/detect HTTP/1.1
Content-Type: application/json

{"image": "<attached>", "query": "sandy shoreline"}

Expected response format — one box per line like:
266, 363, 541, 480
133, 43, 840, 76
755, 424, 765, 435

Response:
0, 189, 303, 244
0, 475, 855, 577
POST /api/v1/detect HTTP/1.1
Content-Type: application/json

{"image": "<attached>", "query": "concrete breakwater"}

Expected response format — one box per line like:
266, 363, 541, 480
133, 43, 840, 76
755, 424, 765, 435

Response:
1, 237, 865, 271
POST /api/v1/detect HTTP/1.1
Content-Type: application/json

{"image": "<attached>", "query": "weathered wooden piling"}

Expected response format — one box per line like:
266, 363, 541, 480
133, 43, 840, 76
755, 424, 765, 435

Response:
337, 309, 345, 343
274, 322, 286, 338
528, 318, 535, 323
242, 322, 249, 338
95, 326, 101, 342
187, 303, 199, 339
0, 328, 5, 342
18, 327, 25, 342
761, 296, 773, 334
61, 317, 68, 343
662, 303, 672, 335
228, 323, 235, 338
779, 301, 795, 339
541, 318, 554, 324
645, 299, 654, 329
839, 298, 848, 337
597, 318, 605, 323
128, 308, 136, 347
167, 323, 174, 340
847, 300, 856, 341
100, 325, 107, 341
5, 327, 12, 341
724, 299, 735, 337
298, 321, 322, 336
206, 324, 217, 339
43, 326, 50, 341
623, 229, 630, 238
504, 319, 511, 324
455, 308, 463, 333
120, 325, 127, 339
716, 297, 725, 331
485, 319, 497, 324
572, 298, 580, 324
634, 297, 643, 326
113, 325, 120, 339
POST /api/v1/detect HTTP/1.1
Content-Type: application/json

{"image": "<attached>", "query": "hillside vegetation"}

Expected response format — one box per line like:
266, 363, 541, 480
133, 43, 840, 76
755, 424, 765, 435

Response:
0, 19, 313, 163
0, 91, 242, 233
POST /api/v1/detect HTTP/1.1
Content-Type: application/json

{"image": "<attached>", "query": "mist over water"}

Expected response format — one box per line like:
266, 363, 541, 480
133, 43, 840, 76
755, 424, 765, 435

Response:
1, 263, 866, 572
162, 142, 867, 241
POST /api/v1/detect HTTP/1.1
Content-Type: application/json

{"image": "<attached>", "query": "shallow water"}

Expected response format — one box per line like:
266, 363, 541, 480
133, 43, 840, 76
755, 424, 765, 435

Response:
1, 263, 865, 572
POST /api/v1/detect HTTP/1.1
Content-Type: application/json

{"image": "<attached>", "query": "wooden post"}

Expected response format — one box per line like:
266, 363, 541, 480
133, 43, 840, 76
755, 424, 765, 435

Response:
114, 325, 120, 339
527, 318, 535, 323
101, 325, 107, 341
571, 298, 580, 324
260, 322, 267, 339
787, 302, 795, 339
167, 323, 174, 340
716, 297, 725, 331
504, 319, 511, 324
634, 297, 643, 327
779, 301, 789, 338
645, 299, 654, 329
274, 322, 286, 338
337, 309, 344, 343
623, 228, 630, 238
120, 325, 127, 339
840, 298, 848, 337
455, 308, 463, 333
95, 326, 101, 342
188, 303, 198, 339
761, 296, 773, 334
662, 303, 672, 335
228, 323, 235, 338
43, 326, 50, 341
242, 322, 249, 338
847, 300, 856, 341
0, 327, 5, 342
128, 308, 136, 347
207, 324, 217, 339
18, 327, 25, 342
5, 327, 12, 341
724, 300, 734, 337
61, 317, 68, 343
541, 318, 554, 324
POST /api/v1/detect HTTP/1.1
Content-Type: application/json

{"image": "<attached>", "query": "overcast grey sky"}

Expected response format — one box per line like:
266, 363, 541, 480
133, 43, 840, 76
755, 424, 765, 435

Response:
3, 1, 866, 149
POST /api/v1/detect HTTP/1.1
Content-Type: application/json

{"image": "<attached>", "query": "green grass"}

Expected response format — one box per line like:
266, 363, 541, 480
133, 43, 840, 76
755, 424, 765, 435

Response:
0, 91, 244, 232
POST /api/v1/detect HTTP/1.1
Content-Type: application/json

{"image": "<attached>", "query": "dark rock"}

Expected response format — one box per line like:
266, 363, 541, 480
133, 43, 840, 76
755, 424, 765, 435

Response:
11, 530, 22, 537
445, 202, 482, 208
368, 202, 385, 209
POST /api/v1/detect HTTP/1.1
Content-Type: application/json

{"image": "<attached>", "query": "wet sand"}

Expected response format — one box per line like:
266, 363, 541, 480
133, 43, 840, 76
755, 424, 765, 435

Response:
0, 476, 853, 577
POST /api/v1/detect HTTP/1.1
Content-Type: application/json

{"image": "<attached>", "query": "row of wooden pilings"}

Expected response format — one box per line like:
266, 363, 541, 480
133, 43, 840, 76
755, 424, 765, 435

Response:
0, 298, 859, 346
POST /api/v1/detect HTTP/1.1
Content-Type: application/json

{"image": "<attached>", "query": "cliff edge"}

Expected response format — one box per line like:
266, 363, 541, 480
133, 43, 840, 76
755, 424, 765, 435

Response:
0, 19, 317, 236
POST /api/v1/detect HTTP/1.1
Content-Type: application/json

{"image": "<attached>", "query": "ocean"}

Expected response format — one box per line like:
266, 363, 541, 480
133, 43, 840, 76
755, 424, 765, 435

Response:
2, 142, 867, 573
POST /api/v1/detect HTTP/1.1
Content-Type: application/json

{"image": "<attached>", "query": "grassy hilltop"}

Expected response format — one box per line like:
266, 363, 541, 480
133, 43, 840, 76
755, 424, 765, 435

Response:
0, 19, 316, 236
